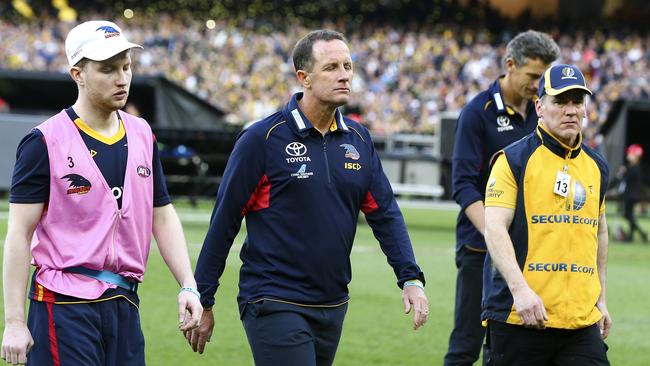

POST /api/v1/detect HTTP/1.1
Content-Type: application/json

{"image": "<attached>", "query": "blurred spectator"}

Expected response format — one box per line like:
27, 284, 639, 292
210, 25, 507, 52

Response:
616, 144, 648, 243
0, 97, 9, 112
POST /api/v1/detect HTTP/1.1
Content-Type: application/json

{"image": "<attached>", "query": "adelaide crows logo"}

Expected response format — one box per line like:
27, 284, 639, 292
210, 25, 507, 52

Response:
61, 174, 92, 195
96, 26, 120, 39
340, 144, 360, 160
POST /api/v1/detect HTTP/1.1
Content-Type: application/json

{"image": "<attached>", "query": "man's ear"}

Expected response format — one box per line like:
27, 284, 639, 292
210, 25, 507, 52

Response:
535, 97, 543, 118
70, 66, 84, 86
504, 57, 516, 73
296, 70, 310, 88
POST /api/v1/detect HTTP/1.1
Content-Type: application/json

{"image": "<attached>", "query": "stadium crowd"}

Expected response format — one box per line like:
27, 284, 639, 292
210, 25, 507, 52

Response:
1, 14, 649, 138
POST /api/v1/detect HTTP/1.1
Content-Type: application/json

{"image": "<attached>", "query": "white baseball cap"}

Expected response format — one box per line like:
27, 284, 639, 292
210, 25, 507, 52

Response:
65, 20, 143, 67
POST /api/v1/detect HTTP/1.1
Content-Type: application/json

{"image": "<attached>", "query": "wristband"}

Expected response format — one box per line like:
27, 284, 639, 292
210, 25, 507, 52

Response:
403, 280, 424, 290
180, 287, 201, 300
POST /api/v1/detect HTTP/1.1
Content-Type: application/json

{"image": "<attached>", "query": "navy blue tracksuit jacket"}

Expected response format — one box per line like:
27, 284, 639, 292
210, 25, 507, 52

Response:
195, 93, 424, 314
452, 78, 539, 251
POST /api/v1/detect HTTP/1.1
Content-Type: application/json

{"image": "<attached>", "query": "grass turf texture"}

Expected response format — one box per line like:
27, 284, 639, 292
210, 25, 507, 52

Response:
1, 200, 649, 365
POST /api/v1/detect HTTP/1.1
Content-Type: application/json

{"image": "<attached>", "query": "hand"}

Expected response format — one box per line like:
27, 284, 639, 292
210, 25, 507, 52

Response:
512, 285, 547, 329
1, 323, 34, 365
402, 285, 429, 330
178, 290, 203, 332
596, 301, 612, 339
185, 308, 215, 354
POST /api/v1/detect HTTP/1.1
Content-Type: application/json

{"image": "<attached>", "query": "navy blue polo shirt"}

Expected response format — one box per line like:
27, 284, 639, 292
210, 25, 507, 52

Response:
451, 78, 539, 251
195, 93, 424, 314
10, 107, 170, 209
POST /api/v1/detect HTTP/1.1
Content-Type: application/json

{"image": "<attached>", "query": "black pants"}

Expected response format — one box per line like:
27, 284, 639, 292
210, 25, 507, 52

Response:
485, 321, 609, 366
624, 199, 647, 241
445, 247, 487, 366
242, 300, 348, 366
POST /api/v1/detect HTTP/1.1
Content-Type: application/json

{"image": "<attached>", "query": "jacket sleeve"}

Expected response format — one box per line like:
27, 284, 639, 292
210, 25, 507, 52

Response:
194, 126, 266, 308
452, 105, 485, 211
361, 131, 425, 288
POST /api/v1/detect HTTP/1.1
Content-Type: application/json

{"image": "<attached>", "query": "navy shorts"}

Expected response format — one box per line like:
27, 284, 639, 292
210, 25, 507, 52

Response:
26, 297, 145, 366
242, 300, 348, 366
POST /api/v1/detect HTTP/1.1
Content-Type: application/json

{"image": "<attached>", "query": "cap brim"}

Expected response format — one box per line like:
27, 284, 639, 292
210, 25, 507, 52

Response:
545, 84, 592, 96
83, 41, 143, 62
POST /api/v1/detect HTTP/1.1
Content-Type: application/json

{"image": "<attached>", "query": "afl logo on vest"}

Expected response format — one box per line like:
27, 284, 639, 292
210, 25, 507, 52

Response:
137, 165, 152, 178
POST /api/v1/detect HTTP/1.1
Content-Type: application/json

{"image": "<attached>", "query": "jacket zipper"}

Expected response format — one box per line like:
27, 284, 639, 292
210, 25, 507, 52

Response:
563, 149, 572, 325
564, 151, 572, 211
322, 136, 331, 184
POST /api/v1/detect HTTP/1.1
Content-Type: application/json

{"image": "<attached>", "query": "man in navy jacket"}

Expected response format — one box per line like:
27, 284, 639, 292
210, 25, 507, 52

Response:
445, 30, 559, 366
188, 30, 428, 366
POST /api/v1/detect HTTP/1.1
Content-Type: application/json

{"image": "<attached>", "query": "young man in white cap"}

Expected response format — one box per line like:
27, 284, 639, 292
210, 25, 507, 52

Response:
483, 64, 611, 365
1, 20, 202, 365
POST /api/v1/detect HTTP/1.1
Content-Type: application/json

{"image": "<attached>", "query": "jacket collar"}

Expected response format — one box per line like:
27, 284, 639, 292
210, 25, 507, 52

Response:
283, 92, 350, 136
536, 122, 582, 159
488, 77, 537, 117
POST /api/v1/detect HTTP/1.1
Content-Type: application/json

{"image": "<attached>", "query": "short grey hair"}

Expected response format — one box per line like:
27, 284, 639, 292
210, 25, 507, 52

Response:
503, 30, 560, 67
292, 29, 348, 72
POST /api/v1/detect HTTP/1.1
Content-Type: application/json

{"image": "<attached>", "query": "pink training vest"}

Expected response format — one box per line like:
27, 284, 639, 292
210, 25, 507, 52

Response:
33, 110, 154, 299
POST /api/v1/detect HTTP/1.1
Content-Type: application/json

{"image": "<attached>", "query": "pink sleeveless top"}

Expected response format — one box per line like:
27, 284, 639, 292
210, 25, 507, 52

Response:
33, 110, 154, 299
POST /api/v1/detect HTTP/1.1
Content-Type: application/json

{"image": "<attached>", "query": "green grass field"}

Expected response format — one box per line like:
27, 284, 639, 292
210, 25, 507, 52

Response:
1, 199, 649, 365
